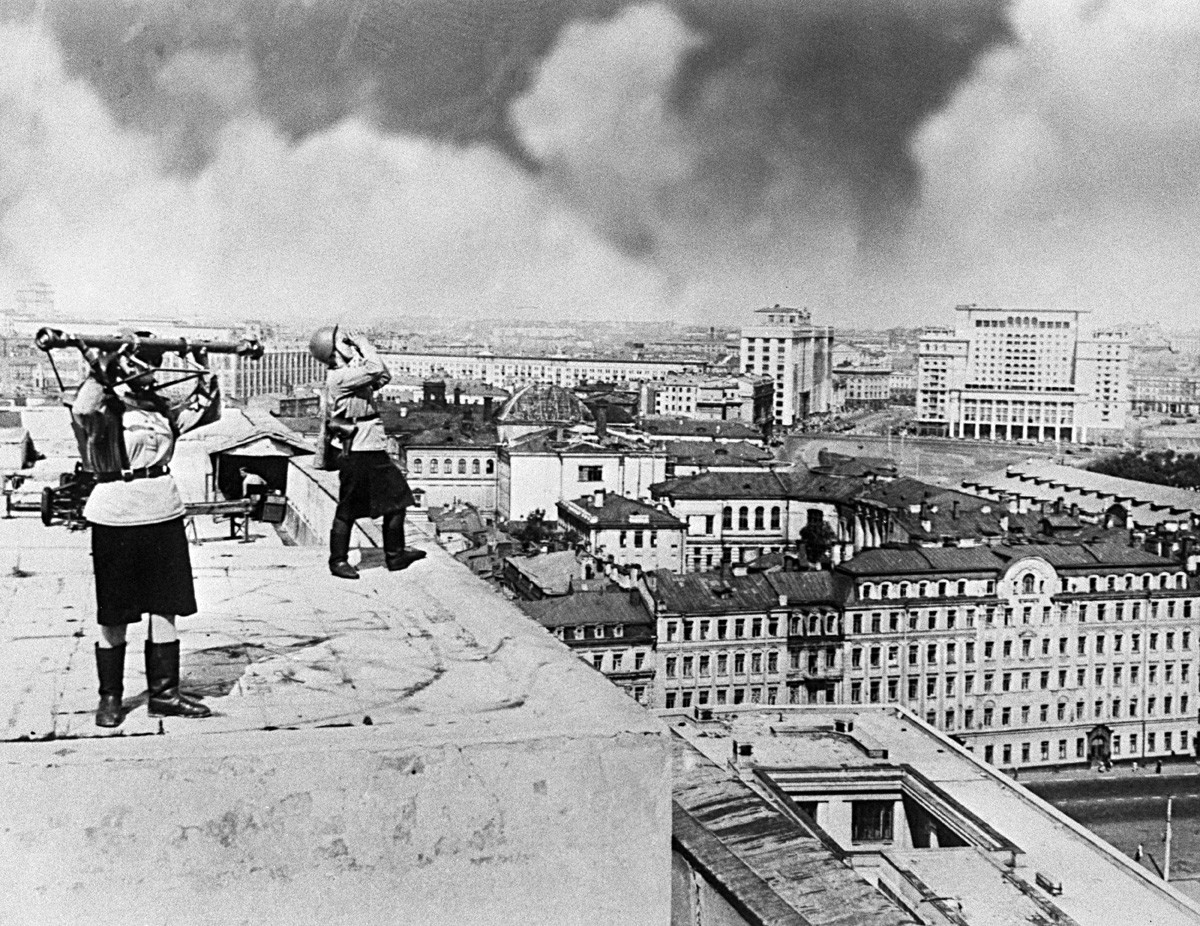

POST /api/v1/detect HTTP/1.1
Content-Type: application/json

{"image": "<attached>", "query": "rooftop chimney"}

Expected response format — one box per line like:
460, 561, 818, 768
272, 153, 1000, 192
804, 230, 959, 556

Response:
483, 395, 494, 421
595, 404, 608, 440
593, 488, 606, 508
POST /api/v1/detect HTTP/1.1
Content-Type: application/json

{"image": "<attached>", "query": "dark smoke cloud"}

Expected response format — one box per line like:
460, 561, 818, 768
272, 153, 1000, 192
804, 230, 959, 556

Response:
6, 0, 1194, 330
17, 0, 1008, 249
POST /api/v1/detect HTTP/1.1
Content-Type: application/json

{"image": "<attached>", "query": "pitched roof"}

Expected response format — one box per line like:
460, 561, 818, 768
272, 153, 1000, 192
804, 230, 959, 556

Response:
651, 469, 869, 503
504, 551, 582, 595
518, 589, 654, 628
638, 416, 763, 440
557, 493, 685, 530
839, 542, 1181, 578
662, 439, 774, 468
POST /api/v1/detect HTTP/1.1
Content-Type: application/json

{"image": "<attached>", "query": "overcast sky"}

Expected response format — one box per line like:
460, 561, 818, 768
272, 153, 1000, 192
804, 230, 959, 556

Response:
1, 0, 1197, 331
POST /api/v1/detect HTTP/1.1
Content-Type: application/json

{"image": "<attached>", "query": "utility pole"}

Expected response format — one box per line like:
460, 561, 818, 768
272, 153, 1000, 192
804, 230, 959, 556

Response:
1164, 795, 1174, 882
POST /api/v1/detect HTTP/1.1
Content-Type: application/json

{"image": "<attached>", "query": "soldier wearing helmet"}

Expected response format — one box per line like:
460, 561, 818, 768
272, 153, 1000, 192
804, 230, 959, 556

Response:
311, 326, 422, 579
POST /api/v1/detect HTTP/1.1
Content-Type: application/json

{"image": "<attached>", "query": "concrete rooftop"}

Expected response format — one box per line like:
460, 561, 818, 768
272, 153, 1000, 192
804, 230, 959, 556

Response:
670, 707, 1200, 926
0, 505, 670, 924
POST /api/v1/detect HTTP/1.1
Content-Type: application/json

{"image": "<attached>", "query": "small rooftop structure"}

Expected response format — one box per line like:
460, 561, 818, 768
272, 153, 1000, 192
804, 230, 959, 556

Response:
669, 706, 1200, 926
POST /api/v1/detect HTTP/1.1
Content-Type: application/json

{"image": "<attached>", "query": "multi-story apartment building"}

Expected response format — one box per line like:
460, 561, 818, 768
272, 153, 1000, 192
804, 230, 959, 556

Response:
401, 429, 499, 517
915, 306, 1131, 443
497, 430, 668, 523
557, 490, 686, 574
739, 305, 834, 427
651, 470, 857, 571
381, 350, 706, 392
520, 588, 657, 706
652, 570, 817, 710
231, 348, 326, 403
649, 540, 1198, 768
840, 542, 1196, 767
1131, 372, 1200, 416
834, 366, 892, 408
640, 374, 773, 425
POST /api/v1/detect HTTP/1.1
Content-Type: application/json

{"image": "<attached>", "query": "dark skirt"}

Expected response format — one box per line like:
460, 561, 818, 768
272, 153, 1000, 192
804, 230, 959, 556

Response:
90, 517, 198, 625
336, 451, 416, 521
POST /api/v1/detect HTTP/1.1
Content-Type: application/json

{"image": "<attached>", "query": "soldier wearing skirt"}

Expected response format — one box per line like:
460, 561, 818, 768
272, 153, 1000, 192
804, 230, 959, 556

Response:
310, 327, 421, 579
71, 349, 220, 728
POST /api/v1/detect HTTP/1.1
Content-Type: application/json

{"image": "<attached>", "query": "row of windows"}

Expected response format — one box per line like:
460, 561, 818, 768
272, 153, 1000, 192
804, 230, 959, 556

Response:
984, 731, 1186, 768
663, 616, 782, 642
850, 630, 1194, 667
858, 572, 1188, 600
553, 623, 626, 641
848, 672, 1193, 706
665, 650, 783, 678
580, 650, 645, 673
410, 456, 495, 476
849, 598, 1193, 632
721, 506, 783, 532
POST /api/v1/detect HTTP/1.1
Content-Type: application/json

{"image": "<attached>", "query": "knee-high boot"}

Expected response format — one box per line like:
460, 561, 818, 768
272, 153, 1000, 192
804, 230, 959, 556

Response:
329, 518, 359, 579
384, 511, 425, 571
146, 640, 211, 718
95, 642, 126, 728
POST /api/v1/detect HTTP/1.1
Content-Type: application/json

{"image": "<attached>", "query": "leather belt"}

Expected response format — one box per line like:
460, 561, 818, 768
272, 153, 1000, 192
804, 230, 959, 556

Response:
349, 413, 378, 422
95, 465, 171, 483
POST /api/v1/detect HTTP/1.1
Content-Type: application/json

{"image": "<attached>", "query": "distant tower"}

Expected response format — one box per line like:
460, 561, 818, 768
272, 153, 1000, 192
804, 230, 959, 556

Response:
739, 305, 834, 428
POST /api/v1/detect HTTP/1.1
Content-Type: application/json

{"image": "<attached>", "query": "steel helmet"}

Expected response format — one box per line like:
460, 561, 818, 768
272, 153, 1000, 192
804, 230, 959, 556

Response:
309, 325, 340, 366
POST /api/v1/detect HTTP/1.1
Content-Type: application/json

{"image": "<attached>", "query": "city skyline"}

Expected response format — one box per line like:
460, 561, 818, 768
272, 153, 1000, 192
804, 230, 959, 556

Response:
1, 1, 1197, 331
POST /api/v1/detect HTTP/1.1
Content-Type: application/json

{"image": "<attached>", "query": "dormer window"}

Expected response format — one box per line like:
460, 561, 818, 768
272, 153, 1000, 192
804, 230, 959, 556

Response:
1022, 574, 1036, 595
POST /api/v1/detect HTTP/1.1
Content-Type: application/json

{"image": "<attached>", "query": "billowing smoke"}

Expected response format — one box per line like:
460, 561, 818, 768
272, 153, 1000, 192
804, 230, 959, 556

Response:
1, 0, 1196, 329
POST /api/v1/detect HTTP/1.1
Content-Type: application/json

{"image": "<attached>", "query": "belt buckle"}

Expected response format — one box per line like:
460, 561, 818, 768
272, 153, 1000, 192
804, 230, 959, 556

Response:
120, 469, 134, 482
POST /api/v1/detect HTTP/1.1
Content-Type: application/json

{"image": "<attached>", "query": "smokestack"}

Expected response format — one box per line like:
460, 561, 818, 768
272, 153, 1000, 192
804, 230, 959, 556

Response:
483, 395, 494, 421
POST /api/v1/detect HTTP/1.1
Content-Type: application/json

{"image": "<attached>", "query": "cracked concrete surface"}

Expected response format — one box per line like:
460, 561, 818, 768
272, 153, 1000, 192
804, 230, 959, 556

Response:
0, 508, 671, 925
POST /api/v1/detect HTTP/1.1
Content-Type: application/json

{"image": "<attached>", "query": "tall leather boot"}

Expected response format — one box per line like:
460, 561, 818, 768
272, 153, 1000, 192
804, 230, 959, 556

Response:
384, 511, 425, 571
145, 640, 211, 718
95, 642, 126, 728
329, 519, 359, 580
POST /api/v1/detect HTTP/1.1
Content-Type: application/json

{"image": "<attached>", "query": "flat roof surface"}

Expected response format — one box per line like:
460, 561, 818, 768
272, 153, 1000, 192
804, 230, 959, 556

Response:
0, 512, 658, 746
669, 706, 1200, 926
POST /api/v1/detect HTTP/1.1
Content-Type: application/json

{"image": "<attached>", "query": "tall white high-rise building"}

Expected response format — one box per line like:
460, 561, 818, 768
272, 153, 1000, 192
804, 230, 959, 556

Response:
915, 305, 1130, 443
739, 306, 834, 428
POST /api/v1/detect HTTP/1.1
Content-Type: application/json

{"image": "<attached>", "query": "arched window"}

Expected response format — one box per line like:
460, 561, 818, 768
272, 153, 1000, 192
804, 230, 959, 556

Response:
458, 458, 467, 474
918, 582, 928, 598
937, 581, 947, 597
443, 458, 452, 474
881, 583, 892, 599
738, 507, 749, 530
471, 459, 480, 475
754, 506, 765, 530
722, 506, 733, 530
1143, 574, 1152, 590
1178, 573, 1187, 589
430, 459, 439, 474
899, 583, 909, 598
770, 506, 781, 530
1125, 575, 1134, 590
1022, 574, 1036, 595
1106, 576, 1115, 592
412, 458, 423, 473
1088, 577, 1097, 592
862, 583, 874, 600
485, 459, 495, 475
957, 581, 966, 596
